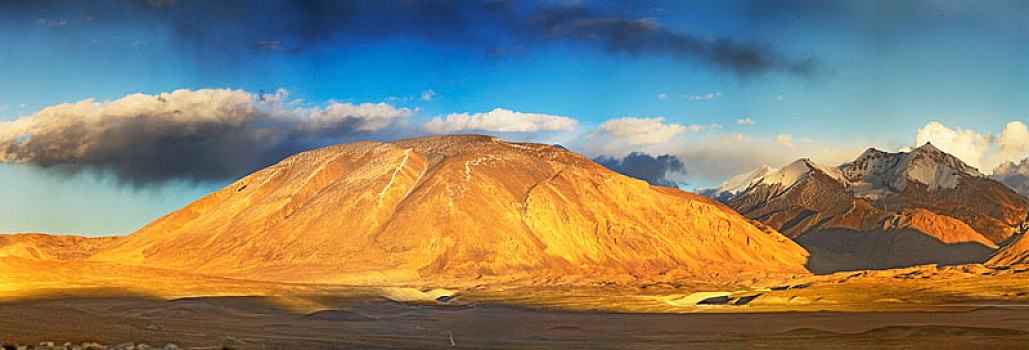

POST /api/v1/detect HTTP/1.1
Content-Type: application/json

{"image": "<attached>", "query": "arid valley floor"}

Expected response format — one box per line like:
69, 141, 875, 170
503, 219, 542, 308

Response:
4, 258, 1029, 348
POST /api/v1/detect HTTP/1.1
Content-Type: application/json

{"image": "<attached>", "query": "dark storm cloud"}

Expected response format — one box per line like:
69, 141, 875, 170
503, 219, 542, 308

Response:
0, 89, 413, 185
5, 0, 817, 77
594, 152, 686, 188
526, 4, 817, 76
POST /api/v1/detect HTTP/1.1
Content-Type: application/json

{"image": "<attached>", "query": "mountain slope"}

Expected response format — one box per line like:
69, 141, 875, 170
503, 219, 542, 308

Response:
715, 143, 1026, 273
985, 216, 1029, 267
0, 233, 116, 260
91, 135, 809, 284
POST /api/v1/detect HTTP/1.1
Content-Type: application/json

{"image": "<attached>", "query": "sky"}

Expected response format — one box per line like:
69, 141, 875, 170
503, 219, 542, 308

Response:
1, 0, 1028, 236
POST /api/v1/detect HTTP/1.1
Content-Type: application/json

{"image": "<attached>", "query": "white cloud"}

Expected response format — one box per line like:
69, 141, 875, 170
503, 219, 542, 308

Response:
736, 118, 755, 125
294, 101, 411, 133
657, 93, 668, 100
594, 117, 688, 145
776, 94, 784, 101
775, 134, 795, 147
423, 108, 577, 133
683, 92, 723, 101
997, 121, 1029, 154
685, 123, 721, 132
420, 89, 437, 101
18, 104, 26, 108
722, 133, 752, 143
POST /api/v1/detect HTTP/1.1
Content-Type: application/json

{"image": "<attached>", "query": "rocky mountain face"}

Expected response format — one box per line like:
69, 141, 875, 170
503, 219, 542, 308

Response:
714, 143, 1029, 273
85, 135, 809, 284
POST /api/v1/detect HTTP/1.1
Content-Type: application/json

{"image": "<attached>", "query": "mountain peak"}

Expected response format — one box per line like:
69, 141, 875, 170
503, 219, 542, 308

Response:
913, 141, 942, 153
842, 142, 982, 198
751, 158, 845, 194
859, 147, 887, 156
908, 142, 982, 177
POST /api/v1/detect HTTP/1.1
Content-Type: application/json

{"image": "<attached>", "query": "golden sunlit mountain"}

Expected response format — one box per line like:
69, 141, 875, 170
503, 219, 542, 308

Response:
86, 135, 809, 284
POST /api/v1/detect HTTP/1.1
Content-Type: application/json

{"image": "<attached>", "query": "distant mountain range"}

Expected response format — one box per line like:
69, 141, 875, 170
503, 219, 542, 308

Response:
702, 143, 1029, 273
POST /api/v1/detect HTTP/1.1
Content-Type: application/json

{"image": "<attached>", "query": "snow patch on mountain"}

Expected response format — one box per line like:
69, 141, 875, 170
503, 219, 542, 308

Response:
757, 159, 847, 195
759, 159, 828, 188
698, 165, 775, 200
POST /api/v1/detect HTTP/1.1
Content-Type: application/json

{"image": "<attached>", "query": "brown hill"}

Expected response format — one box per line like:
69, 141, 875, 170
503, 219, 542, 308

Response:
718, 144, 1026, 273
0, 233, 116, 261
89, 135, 809, 284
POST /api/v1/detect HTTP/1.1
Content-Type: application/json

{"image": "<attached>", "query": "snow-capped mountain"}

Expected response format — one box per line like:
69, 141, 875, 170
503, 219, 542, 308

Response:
842, 143, 985, 199
760, 158, 848, 192
716, 143, 988, 203
699, 158, 847, 201
708, 143, 1029, 273
697, 165, 775, 201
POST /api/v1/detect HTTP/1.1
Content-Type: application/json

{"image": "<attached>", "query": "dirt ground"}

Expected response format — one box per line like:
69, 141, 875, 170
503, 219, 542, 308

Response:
4, 295, 1029, 349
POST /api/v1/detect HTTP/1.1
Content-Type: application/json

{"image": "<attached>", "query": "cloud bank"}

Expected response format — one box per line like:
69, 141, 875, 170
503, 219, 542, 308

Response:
0, 86, 867, 193
0, 89, 411, 185
593, 117, 689, 145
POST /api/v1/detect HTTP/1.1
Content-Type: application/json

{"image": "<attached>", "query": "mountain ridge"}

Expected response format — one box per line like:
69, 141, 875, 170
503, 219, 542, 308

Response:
709, 143, 1028, 273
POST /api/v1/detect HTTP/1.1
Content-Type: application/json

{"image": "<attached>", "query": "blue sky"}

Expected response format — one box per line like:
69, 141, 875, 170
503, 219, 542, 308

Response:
1, 0, 1028, 236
